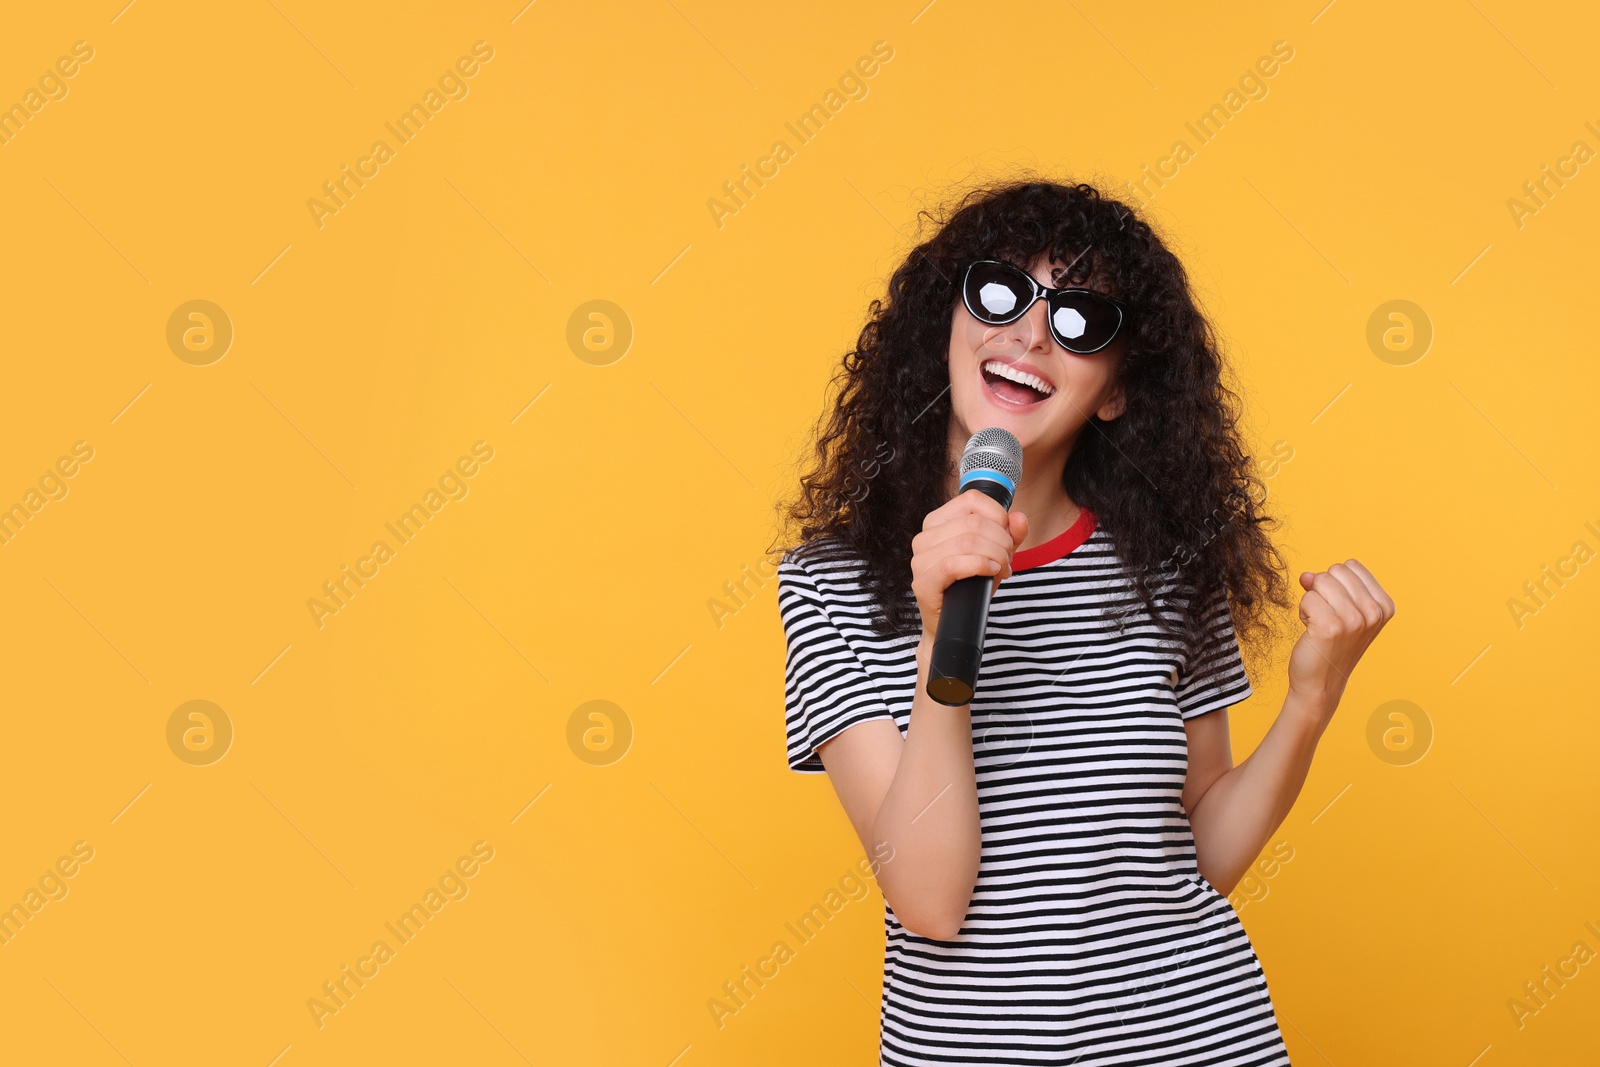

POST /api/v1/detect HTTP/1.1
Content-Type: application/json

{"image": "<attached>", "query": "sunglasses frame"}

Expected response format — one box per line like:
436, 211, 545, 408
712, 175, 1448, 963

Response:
960, 259, 1132, 355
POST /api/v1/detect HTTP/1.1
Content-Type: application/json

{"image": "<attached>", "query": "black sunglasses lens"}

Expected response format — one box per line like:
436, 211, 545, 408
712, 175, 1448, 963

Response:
964, 262, 1034, 323
1049, 291, 1121, 352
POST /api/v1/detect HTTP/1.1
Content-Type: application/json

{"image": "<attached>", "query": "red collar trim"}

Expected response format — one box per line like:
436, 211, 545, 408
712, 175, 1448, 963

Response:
1012, 507, 1096, 571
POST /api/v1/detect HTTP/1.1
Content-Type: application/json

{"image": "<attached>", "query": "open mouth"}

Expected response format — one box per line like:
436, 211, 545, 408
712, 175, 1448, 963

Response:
980, 360, 1055, 408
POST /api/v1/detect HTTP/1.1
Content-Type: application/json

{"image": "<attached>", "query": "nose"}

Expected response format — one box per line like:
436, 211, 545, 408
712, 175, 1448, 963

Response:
1000, 295, 1053, 354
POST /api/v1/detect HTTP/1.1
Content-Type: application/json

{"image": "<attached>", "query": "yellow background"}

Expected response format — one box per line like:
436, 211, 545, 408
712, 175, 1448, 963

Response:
1, 1, 1596, 1064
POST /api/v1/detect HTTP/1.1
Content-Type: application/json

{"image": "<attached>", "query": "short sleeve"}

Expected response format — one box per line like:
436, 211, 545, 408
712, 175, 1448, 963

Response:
778, 554, 900, 773
1174, 585, 1254, 721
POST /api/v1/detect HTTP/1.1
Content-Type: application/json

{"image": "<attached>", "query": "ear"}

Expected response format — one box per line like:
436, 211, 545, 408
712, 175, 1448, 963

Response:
1096, 382, 1126, 421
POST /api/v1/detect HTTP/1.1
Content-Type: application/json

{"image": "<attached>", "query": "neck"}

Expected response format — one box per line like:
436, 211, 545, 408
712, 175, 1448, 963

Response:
1011, 444, 1079, 552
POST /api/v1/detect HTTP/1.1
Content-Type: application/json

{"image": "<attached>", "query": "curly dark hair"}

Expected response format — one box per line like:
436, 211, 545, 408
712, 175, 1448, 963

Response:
772, 175, 1295, 671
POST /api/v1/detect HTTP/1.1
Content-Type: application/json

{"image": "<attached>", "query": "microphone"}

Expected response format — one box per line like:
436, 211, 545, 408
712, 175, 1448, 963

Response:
926, 427, 1023, 707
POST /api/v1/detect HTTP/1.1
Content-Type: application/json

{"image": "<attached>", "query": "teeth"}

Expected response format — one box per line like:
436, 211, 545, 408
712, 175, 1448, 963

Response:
983, 360, 1055, 397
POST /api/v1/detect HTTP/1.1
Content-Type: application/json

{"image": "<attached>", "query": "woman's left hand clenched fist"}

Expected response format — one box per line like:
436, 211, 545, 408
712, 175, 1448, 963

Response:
1287, 559, 1396, 710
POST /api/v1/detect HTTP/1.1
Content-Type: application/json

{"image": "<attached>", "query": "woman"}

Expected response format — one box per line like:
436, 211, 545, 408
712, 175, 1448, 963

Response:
774, 178, 1395, 1065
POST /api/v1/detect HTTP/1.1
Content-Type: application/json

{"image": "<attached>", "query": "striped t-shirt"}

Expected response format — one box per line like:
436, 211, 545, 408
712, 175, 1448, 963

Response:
779, 507, 1291, 1066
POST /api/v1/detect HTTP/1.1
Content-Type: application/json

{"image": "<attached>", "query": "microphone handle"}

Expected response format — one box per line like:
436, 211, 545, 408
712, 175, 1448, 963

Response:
925, 478, 1013, 707
926, 573, 993, 706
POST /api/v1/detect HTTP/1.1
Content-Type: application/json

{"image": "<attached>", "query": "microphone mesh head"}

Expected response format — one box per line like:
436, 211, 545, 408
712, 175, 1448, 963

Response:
960, 426, 1023, 483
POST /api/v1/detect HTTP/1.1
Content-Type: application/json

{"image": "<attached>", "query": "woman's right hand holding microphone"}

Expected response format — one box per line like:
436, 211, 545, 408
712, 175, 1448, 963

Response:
910, 488, 1029, 646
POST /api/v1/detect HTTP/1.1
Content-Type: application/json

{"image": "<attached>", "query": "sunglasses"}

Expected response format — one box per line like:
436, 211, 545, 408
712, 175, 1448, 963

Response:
961, 259, 1131, 354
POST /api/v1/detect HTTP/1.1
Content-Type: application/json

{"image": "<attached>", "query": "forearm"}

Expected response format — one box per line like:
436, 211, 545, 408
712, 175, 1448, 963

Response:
870, 636, 982, 939
1188, 688, 1335, 894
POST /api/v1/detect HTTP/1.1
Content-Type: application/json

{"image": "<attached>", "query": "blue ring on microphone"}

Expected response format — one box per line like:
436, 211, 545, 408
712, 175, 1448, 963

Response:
959, 467, 1016, 493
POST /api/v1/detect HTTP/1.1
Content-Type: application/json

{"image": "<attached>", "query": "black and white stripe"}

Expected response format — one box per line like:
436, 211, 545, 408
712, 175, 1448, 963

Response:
780, 522, 1291, 1066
